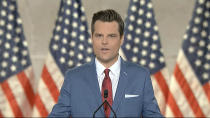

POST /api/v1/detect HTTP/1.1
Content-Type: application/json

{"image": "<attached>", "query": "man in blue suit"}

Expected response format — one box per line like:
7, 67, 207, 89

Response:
49, 9, 163, 117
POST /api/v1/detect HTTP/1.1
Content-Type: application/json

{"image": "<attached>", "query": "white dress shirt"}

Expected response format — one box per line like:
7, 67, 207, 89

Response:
95, 56, 121, 100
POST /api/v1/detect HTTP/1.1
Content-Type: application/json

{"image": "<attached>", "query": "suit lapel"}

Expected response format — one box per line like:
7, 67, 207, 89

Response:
85, 59, 104, 116
110, 59, 128, 117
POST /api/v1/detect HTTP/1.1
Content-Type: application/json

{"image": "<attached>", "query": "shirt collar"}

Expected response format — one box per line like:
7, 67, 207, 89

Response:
95, 56, 121, 77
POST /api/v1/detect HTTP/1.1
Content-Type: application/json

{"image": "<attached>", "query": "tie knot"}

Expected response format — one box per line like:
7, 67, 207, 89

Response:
104, 69, 110, 77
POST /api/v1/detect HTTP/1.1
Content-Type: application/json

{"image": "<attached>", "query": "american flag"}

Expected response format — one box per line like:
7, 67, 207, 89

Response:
0, 0, 35, 117
121, 0, 176, 115
165, 0, 210, 117
32, 0, 93, 117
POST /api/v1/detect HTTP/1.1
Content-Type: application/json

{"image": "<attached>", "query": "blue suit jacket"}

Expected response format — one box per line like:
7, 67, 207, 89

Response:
49, 58, 163, 117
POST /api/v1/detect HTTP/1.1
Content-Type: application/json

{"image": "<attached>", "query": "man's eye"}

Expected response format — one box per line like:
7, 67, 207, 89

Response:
95, 34, 102, 37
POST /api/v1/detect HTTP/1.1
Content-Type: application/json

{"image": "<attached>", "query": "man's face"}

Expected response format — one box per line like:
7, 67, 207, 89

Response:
91, 20, 124, 68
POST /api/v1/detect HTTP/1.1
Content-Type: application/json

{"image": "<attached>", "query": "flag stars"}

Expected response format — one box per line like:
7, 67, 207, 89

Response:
2, 0, 7, 7
21, 59, 27, 66
70, 41, 76, 47
151, 44, 157, 50
194, 17, 200, 24
127, 34, 132, 40
196, 7, 202, 14
80, 25, 85, 32
202, 73, 209, 80
142, 40, 148, 47
204, 11, 209, 18
147, 2, 152, 9
77, 53, 83, 60
63, 28, 68, 34
60, 57, 65, 64
140, 0, 145, 5
134, 37, 140, 44
71, 31, 77, 38
197, 50, 203, 57
52, 44, 58, 50
152, 34, 158, 41
204, 63, 209, 70
1, 61, 8, 68
7, 24, 13, 30
73, 12, 78, 19
206, 53, 210, 60
10, 65, 16, 72
0, 19, 5, 26
188, 46, 195, 53
195, 59, 201, 66
79, 35, 85, 41
86, 57, 92, 62
78, 44, 84, 50
66, 0, 72, 5
5, 42, 10, 49
145, 22, 151, 28
22, 50, 28, 56
203, 21, 208, 27
132, 56, 138, 63
17, 18, 22, 25
133, 46, 139, 53
137, 18, 143, 25
129, 15, 135, 22
146, 12, 152, 19
159, 56, 165, 63
207, 44, 210, 51
65, 18, 70, 25
128, 24, 134, 31
61, 47, 67, 54
125, 43, 131, 50
150, 53, 156, 59
69, 50, 75, 57
12, 56, 18, 62
87, 47, 92, 54
68, 60, 74, 67
72, 22, 78, 28
192, 27, 199, 34
3, 52, 9, 58
65, 9, 71, 15
199, 40, 205, 47
6, 33, 12, 40
74, 2, 78, 9
0, 71, 6, 77
138, 9, 144, 16
144, 31, 150, 38
190, 37, 196, 43
140, 59, 146, 65
131, 5, 137, 12
62, 38, 68, 44
141, 50, 147, 56
153, 25, 158, 31
56, 25, 61, 31
201, 30, 207, 37
1, 10, 7, 17
135, 28, 141, 34
149, 62, 155, 69
0, 29, 3, 36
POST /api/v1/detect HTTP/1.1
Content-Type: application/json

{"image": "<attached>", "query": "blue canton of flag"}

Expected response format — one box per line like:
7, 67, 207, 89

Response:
49, 0, 93, 74
122, 0, 165, 74
0, 0, 31, 82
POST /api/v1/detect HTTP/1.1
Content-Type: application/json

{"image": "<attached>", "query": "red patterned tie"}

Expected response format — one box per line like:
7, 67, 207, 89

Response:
102, 69, 113, 118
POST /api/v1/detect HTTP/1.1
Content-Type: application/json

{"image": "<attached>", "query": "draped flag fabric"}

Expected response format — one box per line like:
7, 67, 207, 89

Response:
32, 0, 93, 117
122, 0, 174, 115
165, 0, 210, 117
0, 0, 35, 117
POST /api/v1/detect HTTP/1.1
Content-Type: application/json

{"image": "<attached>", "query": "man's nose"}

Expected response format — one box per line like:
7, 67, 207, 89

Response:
102, 37, 108, 44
